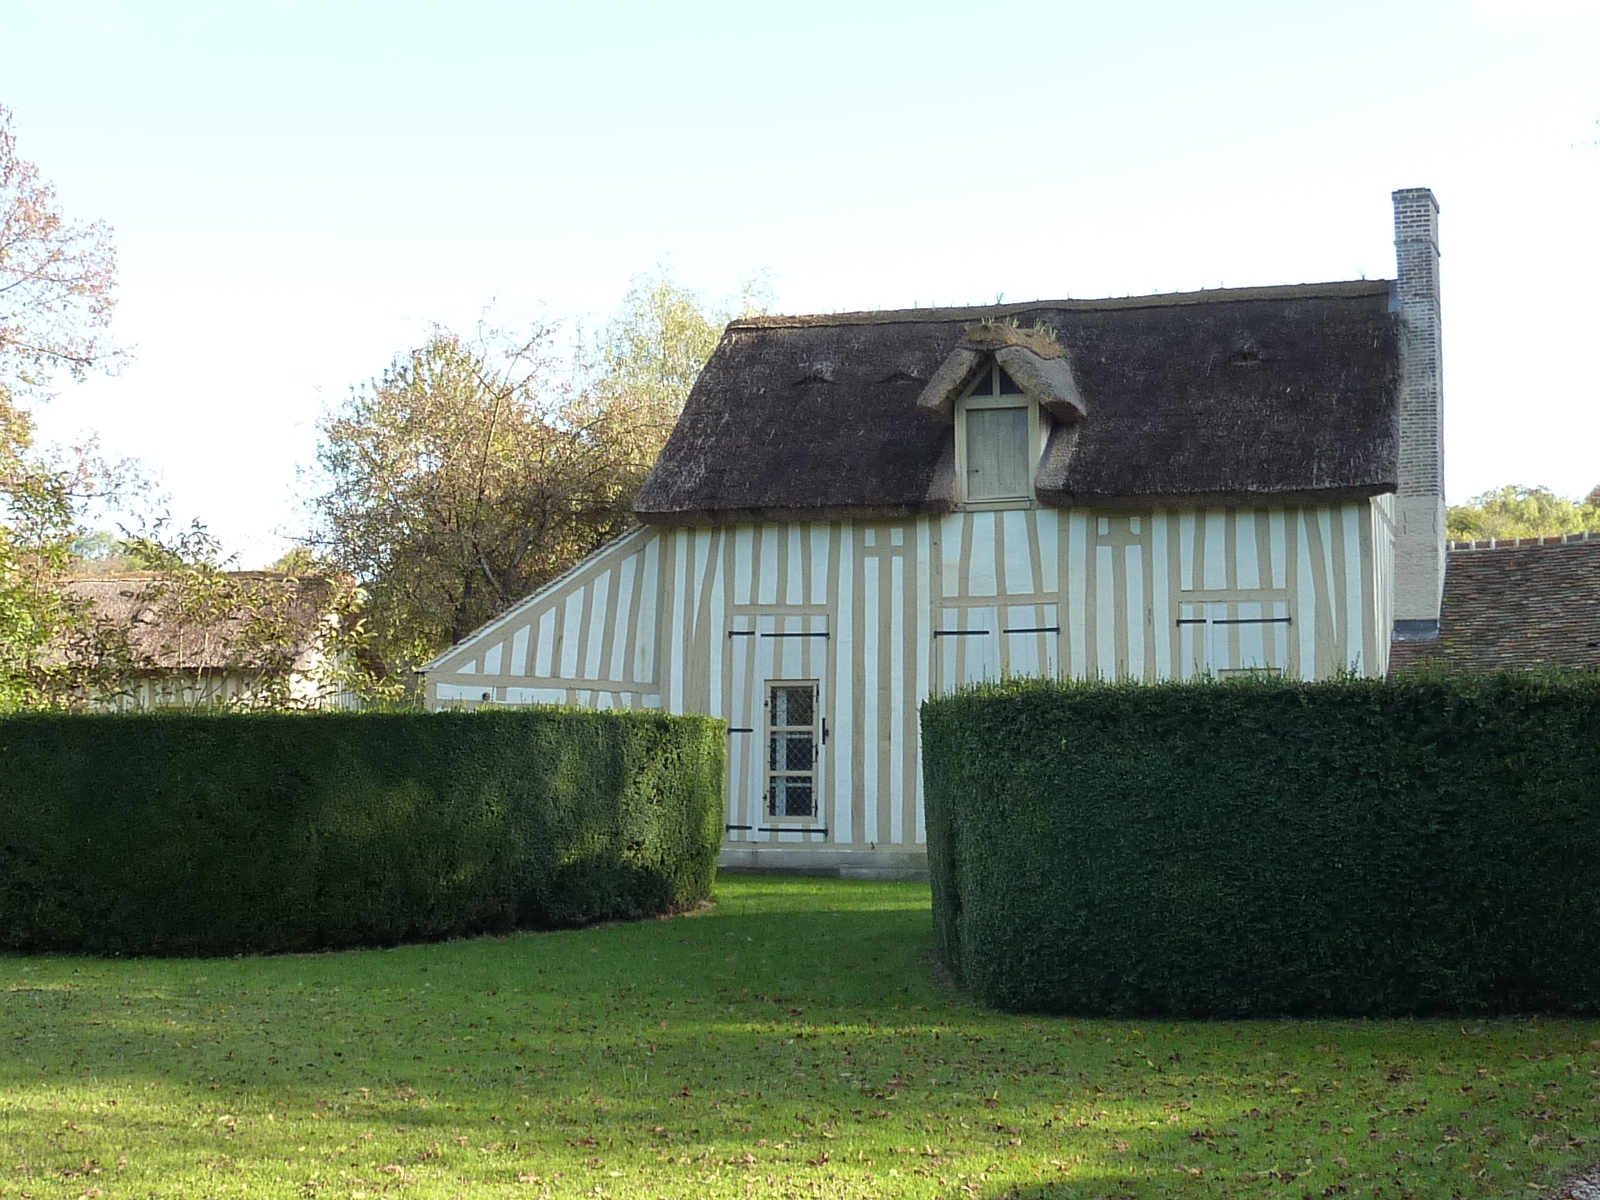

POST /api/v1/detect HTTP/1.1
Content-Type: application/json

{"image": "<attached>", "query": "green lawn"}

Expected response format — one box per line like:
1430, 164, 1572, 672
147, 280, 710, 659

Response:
2, 875, 1597, 1199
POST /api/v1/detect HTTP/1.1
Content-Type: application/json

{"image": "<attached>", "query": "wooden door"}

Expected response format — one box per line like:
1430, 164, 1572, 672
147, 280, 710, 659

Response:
724, 612, 830, 842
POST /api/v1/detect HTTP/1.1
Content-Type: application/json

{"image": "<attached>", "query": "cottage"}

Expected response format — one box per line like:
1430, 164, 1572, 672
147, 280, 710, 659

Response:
64, 571, 351, 709
424, 188, 1447, 876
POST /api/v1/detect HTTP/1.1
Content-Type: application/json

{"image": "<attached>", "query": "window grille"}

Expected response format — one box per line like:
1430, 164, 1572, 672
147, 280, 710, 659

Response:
766, 682, 818, 819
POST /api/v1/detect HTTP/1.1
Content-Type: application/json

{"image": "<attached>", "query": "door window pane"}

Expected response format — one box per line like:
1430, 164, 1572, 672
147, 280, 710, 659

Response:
771, 685, 813, 727
770, 776, 815, 817
769, 731, 814, 771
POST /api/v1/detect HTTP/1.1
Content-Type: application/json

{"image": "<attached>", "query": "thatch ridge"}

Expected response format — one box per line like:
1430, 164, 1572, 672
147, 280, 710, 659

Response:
729, 280, 1393, 331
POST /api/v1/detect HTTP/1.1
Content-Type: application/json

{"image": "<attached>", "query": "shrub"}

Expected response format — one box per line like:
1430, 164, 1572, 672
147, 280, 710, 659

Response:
922, 673, 1600, 1016
0, 709, 723, 955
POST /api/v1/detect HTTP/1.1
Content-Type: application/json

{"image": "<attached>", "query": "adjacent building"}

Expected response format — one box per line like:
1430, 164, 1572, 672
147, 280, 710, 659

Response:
1389, 532, 1600, 673
63, 571, 351, 710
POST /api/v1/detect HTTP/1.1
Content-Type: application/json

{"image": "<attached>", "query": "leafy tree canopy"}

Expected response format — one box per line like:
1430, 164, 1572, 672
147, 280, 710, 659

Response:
309, 326, 631, 676
1445, 484, 1600, 542
0, 104, 122, 422
306, 272, 767, 678
586, 270, 770, 419
0, 105, 131, 708
269, 545, 336, 576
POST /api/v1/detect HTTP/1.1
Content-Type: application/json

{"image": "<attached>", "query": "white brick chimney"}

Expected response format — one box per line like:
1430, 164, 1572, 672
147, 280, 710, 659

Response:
1391, 187, 1446, 638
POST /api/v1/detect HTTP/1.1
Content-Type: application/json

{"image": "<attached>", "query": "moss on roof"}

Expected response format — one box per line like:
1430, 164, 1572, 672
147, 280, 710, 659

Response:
960, 319, 1064, 359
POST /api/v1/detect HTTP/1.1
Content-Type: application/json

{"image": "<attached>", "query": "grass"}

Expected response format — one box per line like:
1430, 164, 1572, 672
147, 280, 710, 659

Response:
2, 875, 1598, 1200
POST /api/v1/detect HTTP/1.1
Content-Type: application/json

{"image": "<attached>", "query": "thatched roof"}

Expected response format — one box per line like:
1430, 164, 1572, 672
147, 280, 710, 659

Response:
636, 281, 1403, 524
63, 573, 335, 672
1389, 534, 1600, 673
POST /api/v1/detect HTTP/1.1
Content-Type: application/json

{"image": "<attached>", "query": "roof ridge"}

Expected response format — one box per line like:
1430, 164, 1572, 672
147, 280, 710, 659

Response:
1447, 530, 1600, 552
730, 279, 1394, 330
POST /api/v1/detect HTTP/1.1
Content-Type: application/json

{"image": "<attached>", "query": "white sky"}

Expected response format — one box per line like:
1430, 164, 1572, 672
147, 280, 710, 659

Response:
5, 0, 1598, 566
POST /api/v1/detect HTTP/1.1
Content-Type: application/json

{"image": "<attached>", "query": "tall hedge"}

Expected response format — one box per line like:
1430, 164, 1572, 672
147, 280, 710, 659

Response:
0, 710, 723, 956
922, 674, 1600, 1017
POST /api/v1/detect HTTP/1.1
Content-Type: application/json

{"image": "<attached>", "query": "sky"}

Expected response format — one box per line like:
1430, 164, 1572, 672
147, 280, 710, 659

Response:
4, 0, 1598, 566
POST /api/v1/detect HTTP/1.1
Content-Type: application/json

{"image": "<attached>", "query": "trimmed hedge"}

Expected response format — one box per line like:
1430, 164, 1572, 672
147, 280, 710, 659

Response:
923, 673, 1600, 1016
0, 710, 724, 956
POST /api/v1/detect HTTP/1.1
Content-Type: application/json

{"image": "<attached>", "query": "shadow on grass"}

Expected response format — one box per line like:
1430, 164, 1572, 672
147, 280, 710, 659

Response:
3, 875, 1597, 1198
0, 876, 943, 1094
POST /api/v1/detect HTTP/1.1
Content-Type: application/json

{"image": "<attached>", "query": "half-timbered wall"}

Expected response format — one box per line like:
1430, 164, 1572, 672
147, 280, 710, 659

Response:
427, 501, 1393, 850
431, 527, 664, 711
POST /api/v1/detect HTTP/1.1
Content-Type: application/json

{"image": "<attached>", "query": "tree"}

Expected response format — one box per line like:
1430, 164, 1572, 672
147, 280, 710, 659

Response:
586, 271, 770, 444
270, 545, 331, 575
0, 432, 146, 709
0, 106, 129, 709
309, 327, 634, 675
0, 104, 121, 418
1445, 484, 1600, 542
307, 276, 766, 677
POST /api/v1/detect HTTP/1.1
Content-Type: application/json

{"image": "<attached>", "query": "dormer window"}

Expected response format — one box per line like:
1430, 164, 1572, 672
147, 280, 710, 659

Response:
916, 334, 1085, 509
958, 364, 1043, 505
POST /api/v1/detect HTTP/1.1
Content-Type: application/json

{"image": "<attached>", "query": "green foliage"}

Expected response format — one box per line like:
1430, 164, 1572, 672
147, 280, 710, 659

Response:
0, 441, 142, 710
269, 544, 332, 574
0, 455, 92, 707
1446, 483, 1600, 541
588, 270, 769, 422
0, 105, 139, 709
310, 327, 657, 676
68, 527, 121, 562
316, 330, 578, 670
309, 276, 769, 680
922, 673, 1600, 1017
0, 709, 724, 955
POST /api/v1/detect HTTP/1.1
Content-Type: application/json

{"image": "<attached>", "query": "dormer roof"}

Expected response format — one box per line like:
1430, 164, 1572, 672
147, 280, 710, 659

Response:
635, 280, 1403, 525
916, 323, 1088, 425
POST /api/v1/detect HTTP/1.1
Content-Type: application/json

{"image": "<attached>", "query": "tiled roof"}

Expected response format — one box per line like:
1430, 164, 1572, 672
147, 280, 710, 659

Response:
1390, 532, 1600, 672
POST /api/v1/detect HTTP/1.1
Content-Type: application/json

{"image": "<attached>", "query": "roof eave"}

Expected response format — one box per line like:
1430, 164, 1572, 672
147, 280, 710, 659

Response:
635, 483, 1398, 527
1036, 483, 1398, 510
635, 500, 957, 528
